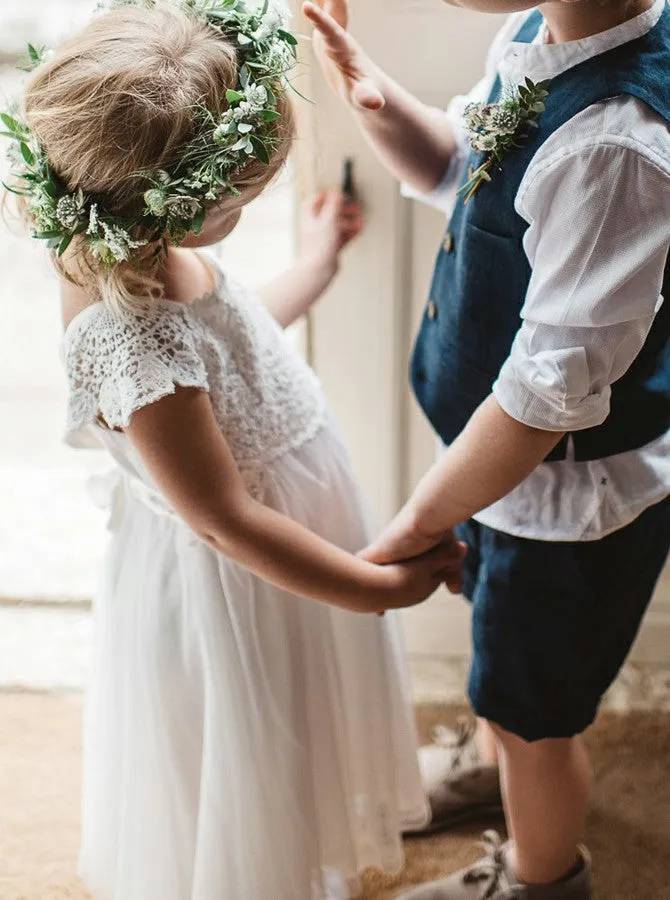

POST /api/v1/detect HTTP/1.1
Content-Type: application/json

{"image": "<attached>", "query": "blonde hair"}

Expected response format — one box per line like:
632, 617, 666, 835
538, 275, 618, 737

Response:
20, 2, 295, 312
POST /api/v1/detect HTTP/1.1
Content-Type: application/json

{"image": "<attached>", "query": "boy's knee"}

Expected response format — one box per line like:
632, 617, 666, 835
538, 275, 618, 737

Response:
487, 719, 581, 755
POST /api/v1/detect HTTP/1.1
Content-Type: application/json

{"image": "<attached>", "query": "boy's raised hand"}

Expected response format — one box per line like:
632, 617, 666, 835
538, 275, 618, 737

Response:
303, 0, 385, 111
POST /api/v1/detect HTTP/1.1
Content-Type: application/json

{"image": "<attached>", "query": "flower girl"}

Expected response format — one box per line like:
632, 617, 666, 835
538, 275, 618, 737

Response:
3, 1, 463, 898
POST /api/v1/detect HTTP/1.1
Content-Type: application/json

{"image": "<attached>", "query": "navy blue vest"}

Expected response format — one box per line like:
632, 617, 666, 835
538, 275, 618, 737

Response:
411, 6, 670, 462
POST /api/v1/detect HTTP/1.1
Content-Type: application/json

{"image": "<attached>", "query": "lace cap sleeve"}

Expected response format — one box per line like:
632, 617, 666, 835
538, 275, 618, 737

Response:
62, 302, 210, 437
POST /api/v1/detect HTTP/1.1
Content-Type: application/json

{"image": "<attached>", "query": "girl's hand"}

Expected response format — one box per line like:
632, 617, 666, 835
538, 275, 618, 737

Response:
299, 188, 363, 281
361, 513, 467, 595
303, 0, 385, 111
361, 544, 463, 614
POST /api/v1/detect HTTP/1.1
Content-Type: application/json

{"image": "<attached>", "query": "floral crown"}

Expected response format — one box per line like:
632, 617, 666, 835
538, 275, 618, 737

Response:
1, 0, 299, 266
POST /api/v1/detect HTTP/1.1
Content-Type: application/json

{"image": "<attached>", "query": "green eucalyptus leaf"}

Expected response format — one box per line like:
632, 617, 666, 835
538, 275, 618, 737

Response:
532, 101, 545, 113
1, 113, 22, 134
230, 137, 251, 152
277, 29, 298, 45
57, 233, 73, 256
259, 109, 281, 122
237, 122, 254, 133
20, 142, 35, 165
250, 136, 269, 164
226, 89, 245, 103
192, 206, 206, 235
33, 230, 63, 240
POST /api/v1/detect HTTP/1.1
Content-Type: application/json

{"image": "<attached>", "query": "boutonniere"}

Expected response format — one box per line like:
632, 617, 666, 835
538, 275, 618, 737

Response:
458, 78, 551, 204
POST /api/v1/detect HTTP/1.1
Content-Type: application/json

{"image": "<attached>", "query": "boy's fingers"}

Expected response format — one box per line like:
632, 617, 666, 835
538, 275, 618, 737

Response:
303, 1, 349, 50
324, 0, 349, 28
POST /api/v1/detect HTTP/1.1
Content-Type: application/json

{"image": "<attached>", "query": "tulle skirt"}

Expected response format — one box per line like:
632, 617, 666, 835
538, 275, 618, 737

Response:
79, 423, 427, 900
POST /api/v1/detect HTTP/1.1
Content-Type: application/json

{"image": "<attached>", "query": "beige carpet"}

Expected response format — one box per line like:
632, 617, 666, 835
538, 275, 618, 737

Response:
0, 696, 669, 900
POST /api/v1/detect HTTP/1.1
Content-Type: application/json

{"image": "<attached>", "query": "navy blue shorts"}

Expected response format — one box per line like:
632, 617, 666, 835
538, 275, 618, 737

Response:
455, 498, 670, 742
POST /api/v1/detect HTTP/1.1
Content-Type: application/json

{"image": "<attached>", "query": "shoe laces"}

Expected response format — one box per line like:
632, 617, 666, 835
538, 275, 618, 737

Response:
462, 830, 509, 899
432, 717, 478, 776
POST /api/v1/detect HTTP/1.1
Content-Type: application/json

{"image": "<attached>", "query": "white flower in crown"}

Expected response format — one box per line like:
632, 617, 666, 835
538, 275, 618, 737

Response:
459, 77, 551, 204
251, 5, 283, 42
2, 0, 300, 265
90, 221, 147, 265
245, 83, 268, 110
165, 196, 202, 220
56, 189, 87, 230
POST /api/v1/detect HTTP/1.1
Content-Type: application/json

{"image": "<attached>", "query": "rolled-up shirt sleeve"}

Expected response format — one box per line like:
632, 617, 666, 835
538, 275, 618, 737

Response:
493, 137, 670, 432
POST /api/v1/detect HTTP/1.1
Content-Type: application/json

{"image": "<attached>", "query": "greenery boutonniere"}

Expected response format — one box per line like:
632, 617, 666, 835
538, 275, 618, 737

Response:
458, 77, 550, 204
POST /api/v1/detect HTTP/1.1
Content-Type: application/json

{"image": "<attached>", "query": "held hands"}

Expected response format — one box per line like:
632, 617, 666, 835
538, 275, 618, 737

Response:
361, 541, 466, 615
303, 0, 385, 111
360, 504, 467, 604
300, 188, 363, 282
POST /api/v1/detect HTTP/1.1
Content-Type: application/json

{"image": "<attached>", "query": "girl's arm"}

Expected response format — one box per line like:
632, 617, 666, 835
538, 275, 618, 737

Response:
303, 0, 456, 195
125, 386, 461, 611
362, 395, 563, 564
259, 190, 362, 328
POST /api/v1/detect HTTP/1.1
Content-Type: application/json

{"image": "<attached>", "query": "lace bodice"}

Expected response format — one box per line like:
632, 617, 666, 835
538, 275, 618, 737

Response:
62, 269, 327, 499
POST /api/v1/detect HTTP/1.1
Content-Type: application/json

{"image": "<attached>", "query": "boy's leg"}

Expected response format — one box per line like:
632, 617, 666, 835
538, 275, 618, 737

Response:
476, 718, 499, 766
493, 727, 591, 884
397, 499, 670, 899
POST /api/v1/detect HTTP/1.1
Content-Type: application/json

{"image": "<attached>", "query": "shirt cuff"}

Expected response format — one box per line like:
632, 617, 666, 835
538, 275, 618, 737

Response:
492, 351, 611, 432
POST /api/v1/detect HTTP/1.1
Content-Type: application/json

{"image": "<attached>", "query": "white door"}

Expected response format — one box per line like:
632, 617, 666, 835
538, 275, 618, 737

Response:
297, 0, 670, 671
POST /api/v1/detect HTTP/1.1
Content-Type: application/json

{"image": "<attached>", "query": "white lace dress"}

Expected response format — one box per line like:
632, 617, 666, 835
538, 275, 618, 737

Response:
61, 261, 427, 900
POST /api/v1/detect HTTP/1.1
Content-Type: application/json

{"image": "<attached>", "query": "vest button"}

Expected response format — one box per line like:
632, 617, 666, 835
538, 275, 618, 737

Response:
427, 299, 437, 320
443, 233, 454, 254
415, 369, 427, 383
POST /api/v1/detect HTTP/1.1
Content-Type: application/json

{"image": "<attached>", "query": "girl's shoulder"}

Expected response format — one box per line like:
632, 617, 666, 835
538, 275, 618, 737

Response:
62, 295, 210, 437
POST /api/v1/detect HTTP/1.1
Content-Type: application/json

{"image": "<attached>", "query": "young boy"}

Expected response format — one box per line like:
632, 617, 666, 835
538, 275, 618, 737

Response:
303, 0, 670, 897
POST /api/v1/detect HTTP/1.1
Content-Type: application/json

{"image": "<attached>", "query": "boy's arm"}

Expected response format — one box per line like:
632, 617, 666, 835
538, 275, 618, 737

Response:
304, 0, 457, 195
365, 133, 670, 565
363, 396, 563, 563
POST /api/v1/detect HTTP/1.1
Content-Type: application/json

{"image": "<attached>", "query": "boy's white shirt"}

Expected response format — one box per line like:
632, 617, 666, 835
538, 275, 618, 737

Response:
405, 0, 670, 541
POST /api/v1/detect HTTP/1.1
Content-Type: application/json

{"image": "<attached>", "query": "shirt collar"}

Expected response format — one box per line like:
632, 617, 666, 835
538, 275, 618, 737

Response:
499, 0, 665, 85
